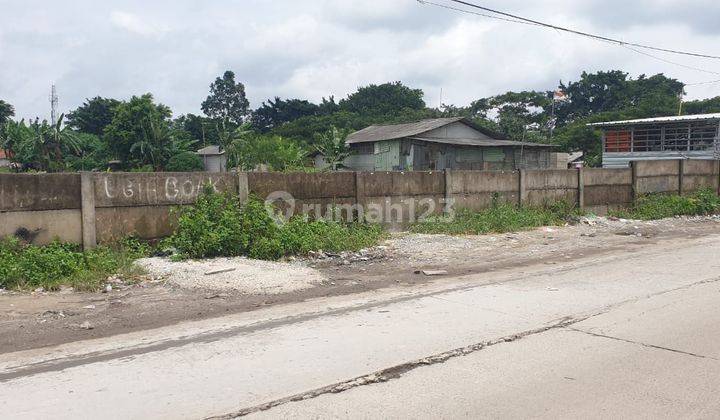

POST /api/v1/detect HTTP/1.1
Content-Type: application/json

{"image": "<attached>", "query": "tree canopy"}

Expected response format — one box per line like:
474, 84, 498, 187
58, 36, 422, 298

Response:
66, 96, 120, 136
2, 69, 719, 172
0, 100, 15, 127
103, 94, 173, 167
201, 70, 250, 124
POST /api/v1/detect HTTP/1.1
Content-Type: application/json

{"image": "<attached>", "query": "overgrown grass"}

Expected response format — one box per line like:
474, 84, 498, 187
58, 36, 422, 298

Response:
610, 188, 720, 220
168, 187, 385, 260
0, 237, 149, 292
411, 200, 581, 235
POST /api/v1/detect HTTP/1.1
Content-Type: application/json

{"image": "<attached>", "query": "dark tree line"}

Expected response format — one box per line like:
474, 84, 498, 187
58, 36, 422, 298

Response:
2, 69, 719, 172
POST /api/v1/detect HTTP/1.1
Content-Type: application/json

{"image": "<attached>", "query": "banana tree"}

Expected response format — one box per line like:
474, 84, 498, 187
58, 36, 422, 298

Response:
314, 126, 351, 170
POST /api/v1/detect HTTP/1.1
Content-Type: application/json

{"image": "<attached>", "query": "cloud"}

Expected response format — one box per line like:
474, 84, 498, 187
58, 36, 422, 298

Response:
110, 11, 170, 37
1, 0, 719, 120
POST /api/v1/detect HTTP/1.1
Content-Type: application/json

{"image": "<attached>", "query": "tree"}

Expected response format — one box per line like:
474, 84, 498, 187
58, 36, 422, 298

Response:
339, 82, 425, 116
174, 113, 221, 146
314, 126, 351, 170
251, 97, 320, 132
64, 132, 110, 171
66, 96, 120, 135
166, 151, 204, 172
481, 91, 551, 141
229, 133, 308, 171
103, 94, 172, 166
216, 120, 254, 167
683, 96, 720, 115
554, 71, 684, 125
201, 70, 250, 124
0, 100, 15, 127
5, 115, 80, 172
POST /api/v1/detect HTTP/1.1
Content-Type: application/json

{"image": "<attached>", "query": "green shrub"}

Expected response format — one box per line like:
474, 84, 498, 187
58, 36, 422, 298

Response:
411, 200, 579, 235
166, 151, 204, 172
610, 188, 720, 220
169, 186, 250, 259
169, 188, 385, 260
0, 237, 149, 291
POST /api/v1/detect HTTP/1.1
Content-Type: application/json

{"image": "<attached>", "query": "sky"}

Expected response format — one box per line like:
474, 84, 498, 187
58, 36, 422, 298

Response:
2, 0, 720, 121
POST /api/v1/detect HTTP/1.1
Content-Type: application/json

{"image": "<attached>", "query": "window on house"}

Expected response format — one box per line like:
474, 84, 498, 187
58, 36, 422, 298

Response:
632, 127, 662, 152
352, 143, 374, 155
689, 123, 718, 151
664, 125, 690, 151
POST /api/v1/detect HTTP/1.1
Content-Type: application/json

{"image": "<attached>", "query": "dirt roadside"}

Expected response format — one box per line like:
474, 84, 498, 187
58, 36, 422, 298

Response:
2, 216, 719, 354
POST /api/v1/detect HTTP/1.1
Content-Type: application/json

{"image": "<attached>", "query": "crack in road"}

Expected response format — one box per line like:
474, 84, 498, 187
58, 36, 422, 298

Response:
206, 314, 597, 419
567, 327, 718, 360
208, 275, 720, 419
0, 249, 680, 382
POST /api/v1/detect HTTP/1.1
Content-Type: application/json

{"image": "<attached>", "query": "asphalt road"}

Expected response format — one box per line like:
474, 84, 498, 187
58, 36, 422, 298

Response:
2, 233, 720, 419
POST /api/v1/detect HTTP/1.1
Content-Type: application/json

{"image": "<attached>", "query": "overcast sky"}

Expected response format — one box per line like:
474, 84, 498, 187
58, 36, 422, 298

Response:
2, 0, 720, 120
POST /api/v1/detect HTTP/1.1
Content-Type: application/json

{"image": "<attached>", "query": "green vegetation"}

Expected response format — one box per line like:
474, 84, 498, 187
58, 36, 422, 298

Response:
610, 188, 720, 220
0, 237, 149, 291
168, 187, 384, 260
411, 200, 580, 235
2, 69, 718, 172
166, 151, 204, 172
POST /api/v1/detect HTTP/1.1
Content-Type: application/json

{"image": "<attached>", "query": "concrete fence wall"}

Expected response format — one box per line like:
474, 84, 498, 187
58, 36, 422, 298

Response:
1, 159, 719, 248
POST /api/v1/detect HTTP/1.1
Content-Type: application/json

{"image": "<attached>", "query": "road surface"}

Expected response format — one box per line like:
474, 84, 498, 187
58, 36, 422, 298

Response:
2, 233, 720, 419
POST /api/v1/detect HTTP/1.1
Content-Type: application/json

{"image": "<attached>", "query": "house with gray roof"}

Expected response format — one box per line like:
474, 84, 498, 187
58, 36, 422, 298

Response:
332, 117, 554, 171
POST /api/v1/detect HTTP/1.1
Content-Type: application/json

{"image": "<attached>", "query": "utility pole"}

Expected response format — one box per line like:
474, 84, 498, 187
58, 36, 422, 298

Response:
49, 84, 59, 125
677, 91, 684, 116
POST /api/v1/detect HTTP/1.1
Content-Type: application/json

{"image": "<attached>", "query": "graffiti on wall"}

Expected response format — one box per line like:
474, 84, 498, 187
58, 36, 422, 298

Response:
95, 173, 236, 207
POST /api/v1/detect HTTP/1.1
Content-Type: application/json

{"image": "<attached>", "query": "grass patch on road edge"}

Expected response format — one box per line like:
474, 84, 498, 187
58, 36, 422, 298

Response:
610, 188, 720, 220
411, 200, 581, 235
0, 237, 149, 292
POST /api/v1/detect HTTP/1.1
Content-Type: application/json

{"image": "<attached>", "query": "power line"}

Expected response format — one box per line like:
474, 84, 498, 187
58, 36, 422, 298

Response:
423, 0, 720, 60
415, 0, 538, 26
686, 78, 720, 87
621, 45, 720, 76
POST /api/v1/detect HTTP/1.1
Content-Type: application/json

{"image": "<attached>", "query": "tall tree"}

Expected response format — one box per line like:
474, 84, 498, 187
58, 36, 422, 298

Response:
251, 97, 320, 132
339, 82, 425, 116
103, 94, 172, 166
554, 71, 684, 125
478, 91, 551, 141
0, 100, 15, 127
201, 70, 250, 124
66, 96, 120, 135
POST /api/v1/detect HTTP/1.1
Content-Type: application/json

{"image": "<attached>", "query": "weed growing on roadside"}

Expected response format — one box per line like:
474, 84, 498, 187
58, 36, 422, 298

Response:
169, 187, 385, 260
410, 199, 581, 235
610, 188, 720, 220
0, 237, 149, 291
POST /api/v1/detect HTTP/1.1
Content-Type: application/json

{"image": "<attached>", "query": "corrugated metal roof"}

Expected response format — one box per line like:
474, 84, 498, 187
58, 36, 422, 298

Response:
346, 117, 468, 144
408, 136, 554, 148
588, 113, 720, 127
345, 117, 552, 148
568, 151, 584, 162
196, 145, 224, 155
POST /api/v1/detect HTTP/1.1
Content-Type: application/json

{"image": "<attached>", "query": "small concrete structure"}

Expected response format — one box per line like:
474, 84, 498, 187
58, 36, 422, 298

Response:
196, 145, 227, 173
589, 114, 720, 168
0, 150, 13, 168
336, 118, 554, 171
